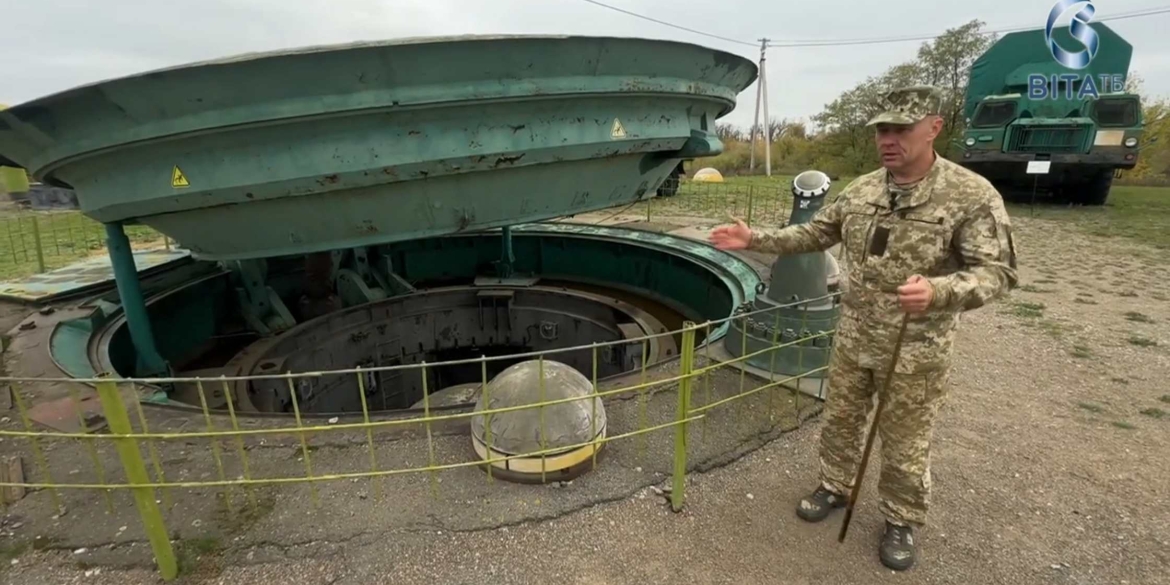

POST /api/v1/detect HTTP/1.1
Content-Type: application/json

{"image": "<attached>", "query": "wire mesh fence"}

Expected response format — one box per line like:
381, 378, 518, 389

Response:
0, 291, 838, 581
0, 211, 168, 280
0, 180, 806, 282
634, 179, 798, 228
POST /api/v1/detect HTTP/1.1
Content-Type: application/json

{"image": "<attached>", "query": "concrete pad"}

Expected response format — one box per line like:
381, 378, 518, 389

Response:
703, 340, 830, 401
664, 225, 714, 242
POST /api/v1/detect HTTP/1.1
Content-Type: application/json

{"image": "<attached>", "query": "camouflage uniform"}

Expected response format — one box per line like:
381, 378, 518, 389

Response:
746, 86, 1018, 528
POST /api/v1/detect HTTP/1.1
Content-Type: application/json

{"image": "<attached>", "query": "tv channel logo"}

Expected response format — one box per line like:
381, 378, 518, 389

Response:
1028, 0, 1125, 100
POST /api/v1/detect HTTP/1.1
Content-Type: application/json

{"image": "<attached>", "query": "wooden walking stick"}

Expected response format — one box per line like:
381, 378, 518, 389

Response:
837, 313, 911, 543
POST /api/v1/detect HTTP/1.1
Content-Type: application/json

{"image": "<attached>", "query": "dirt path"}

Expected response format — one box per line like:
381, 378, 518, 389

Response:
3, 209, 1169, 585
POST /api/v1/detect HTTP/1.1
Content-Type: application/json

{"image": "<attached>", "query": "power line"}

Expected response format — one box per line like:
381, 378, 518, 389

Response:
575, 0, 1170, 49
576, 0, 757, 47
768, 6, 1170, 47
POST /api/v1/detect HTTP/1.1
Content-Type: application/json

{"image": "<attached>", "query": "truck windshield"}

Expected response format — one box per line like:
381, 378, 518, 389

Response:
972, 101, 1016, 127
1091, 99, 1140, 127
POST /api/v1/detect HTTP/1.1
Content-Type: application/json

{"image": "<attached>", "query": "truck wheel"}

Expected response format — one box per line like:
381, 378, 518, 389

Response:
1077, 171, 1113, 206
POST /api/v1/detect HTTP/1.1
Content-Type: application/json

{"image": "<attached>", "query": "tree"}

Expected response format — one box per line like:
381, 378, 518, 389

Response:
1127, 97, 1170, 181
803, 18, 996, 172
715, 123, 744, 142
914, 20, 997, 155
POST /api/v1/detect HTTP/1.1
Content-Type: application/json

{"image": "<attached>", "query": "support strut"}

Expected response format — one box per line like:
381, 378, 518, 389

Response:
104, 222, 168, 377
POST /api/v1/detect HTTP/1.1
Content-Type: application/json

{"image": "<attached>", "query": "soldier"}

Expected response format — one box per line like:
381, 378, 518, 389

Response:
709, 85, 1017, 571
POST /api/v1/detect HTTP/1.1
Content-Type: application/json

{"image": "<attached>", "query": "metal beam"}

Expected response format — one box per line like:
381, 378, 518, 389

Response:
104, 222, 168, 376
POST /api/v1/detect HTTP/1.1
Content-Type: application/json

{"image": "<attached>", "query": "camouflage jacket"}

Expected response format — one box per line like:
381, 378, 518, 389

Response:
747, 154, 1018, 374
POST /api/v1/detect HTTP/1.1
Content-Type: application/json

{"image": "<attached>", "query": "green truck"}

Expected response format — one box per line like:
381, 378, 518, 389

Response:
957, 22, 1144, 205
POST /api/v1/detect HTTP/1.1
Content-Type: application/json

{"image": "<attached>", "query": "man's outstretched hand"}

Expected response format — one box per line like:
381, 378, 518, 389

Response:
708, 218, 753, 250
897, 275, 934, 313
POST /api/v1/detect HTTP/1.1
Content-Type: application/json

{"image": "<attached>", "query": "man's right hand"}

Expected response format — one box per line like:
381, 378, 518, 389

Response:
708, 218, 753, 250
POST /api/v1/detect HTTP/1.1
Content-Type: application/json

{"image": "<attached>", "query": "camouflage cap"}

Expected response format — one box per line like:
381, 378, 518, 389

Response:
866, 85, 943, 126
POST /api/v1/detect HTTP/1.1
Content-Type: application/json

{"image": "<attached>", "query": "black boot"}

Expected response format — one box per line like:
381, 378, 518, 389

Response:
795, 485, 846, 522
879, 521, 917, 571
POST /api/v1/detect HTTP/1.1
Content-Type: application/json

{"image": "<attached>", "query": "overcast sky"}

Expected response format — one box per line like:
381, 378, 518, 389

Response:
2, 0, 1167, 131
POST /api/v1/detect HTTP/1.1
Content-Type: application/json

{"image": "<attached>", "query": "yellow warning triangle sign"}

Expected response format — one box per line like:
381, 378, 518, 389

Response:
610, 118, 626, 138
171, 166, 190, 188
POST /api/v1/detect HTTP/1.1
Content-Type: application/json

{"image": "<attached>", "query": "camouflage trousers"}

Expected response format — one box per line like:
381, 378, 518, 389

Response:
817, 346, 950, 527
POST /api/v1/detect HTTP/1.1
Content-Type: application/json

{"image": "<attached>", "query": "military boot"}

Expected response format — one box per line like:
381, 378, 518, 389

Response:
795, 485, 846, 522
879, 521, 917, 571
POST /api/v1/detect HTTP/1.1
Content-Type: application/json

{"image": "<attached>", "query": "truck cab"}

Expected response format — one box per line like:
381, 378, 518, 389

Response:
959, 92, 1143, 205
955, 22, 1144, 205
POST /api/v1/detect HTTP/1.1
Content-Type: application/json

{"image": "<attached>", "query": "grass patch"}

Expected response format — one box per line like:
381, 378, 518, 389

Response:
1118, 291, 1140, 298
1111, 421, 1137, 430
1160, 395, 1170, 404
1070, 344, 1094, 358
0, 210, 164, 280
1006, 184, 1170, 263
1077, 402, 1105, 413
171, 490, 276, 577
1128, 335, 1158, 348
0, 540, 31, 565
1018, 284, 1052, 294
1111, 377, 1129, 385
1124, 311, 1155, 323
213, 489, 276, 535
1037, 320, 1065, 338
175, 536, 224, 577
1074, 297, 1099, 305
1140, 407, 1167, 420
1007, 301, 1046, 318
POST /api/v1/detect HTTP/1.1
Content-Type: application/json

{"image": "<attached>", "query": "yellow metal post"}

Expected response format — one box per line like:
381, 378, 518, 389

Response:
538, 356, 547, 484
10, 383, 61, 512
220, 378, 257, 509
353, 369, 381, 500
481, 357, 493, 482
95, 379, 177, 581
591, 343, 599, 470
286, 376, 318, 507
130, 384, 171, 510
670, 323, 696, 512
195, 380, 231, 512
66, 386, 113, 514
420, 364, 439, 498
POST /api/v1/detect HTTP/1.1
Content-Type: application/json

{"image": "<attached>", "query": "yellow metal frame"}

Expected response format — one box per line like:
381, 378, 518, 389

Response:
0, 185, 839, 580
471, 425, 607, 476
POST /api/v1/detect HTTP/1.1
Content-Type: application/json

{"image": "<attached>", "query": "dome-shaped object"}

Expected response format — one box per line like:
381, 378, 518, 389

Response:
692, 167, 724, 182
471, 359, 606, 482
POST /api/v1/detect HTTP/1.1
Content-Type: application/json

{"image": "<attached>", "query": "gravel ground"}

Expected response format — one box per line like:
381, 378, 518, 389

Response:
3, 207, 1169, 585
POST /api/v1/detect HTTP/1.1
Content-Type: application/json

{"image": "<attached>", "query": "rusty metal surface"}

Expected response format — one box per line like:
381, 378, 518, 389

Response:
0, 36, 756, 260
222, 285, 673, 415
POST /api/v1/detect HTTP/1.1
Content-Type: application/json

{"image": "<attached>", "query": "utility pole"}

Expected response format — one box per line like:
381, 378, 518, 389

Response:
748, 39, 771, 176
760, 38, 771, 177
